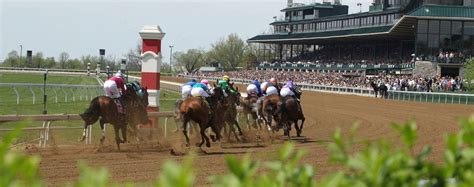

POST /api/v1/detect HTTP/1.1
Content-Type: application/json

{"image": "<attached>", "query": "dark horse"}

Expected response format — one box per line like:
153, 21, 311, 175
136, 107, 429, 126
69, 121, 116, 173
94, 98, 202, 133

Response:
280, 95, 305, 138
79, 85, 149, 150
221, 89, 244, 142
370, 81, 388, 99
177, 87, 224, 148
125, 82, 151, 140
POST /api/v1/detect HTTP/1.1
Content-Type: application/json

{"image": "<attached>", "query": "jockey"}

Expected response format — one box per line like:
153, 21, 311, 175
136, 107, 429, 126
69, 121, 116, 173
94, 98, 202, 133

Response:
280, 78, 300, 102
103, 71, 126, 113
246, 84, 258, 96
191, 82, 214, 110
181, 79, 196, 99
201, 79, 214, 94
260, 81, 269, 95
251, 79, 263, 97
104, 71, 126, 98
218, 75, 237, 97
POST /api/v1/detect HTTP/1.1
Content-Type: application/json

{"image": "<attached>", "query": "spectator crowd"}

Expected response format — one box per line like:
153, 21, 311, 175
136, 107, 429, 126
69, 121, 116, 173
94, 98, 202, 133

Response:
182, 70, 467, 93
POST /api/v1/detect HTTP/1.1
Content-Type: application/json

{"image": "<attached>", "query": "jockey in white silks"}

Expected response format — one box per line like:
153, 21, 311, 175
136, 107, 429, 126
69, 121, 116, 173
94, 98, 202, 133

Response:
280, 79, 296, 97
103, 71, 126, 99
181, 79, 197, 99
247, 84, 258, 96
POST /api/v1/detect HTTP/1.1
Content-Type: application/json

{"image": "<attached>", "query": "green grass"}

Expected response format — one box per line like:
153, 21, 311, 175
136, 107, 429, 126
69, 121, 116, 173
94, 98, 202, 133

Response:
0, 72, 98, 85
0, 88, 181, 144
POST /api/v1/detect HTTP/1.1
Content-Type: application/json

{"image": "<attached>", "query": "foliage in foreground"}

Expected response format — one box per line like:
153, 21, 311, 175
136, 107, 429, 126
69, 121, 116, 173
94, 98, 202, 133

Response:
2, 116, 474, 186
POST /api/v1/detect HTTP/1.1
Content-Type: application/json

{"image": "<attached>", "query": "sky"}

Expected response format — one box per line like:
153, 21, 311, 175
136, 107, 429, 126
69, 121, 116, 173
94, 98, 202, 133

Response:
1, 0, 373, 63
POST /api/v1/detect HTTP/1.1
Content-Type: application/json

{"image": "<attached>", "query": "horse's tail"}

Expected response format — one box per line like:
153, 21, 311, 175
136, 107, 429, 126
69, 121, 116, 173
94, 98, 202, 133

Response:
80, 97, 101, 123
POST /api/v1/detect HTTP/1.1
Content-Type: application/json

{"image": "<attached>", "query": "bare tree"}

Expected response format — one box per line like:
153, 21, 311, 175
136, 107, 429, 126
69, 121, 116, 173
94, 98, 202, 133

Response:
58, 52, 69, 69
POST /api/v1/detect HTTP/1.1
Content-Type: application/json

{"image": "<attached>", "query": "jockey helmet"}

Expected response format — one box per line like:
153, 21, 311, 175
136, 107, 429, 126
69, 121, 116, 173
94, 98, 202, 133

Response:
201, 79, 209, 85
115, 71, 124, 79
223, 75, 230, 81
270, 78, 277, 84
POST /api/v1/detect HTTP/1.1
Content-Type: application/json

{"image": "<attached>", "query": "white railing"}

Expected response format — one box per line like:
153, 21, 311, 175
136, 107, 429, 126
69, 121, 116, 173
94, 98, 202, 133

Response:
0, 83, 103, 105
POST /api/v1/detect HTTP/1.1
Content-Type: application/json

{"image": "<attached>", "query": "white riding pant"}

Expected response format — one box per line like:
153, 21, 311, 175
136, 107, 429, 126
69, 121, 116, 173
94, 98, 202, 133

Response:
104, 80, 121, 99
191, 87, 210, 98
247, 84, 258, 95
266, 86, 278, 96
280, 87, 295, 97
181, 85, 192, 99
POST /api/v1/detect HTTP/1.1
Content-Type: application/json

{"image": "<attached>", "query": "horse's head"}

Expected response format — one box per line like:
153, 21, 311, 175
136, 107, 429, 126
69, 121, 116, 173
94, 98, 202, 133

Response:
141, 86, 149, 106
212, 87, 224, 102
123, 88, 150, 125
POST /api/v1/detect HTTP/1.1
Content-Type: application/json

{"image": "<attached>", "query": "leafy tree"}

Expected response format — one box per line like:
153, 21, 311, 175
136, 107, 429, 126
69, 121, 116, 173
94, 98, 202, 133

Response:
208, 34, 246, 70
1, 50, 19, 67
31, 52, 44, 68
174, 49, 205, 73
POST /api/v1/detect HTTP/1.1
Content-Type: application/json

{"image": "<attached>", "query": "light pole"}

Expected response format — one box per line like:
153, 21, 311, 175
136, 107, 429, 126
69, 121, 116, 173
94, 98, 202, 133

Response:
19, 45, 23, 67
357, 3, 362, 13
169, 45, 174, 72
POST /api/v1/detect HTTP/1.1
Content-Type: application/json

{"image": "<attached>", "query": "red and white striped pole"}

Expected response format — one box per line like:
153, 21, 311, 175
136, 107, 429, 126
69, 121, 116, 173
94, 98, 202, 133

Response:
139, 25, 165, 127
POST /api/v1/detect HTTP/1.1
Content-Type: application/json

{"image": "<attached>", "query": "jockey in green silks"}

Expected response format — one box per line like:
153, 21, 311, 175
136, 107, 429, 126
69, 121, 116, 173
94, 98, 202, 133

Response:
218, 75, 237, 96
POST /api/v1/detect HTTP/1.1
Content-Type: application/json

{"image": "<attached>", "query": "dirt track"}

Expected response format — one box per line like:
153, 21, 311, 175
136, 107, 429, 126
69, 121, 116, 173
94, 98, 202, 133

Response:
33, 87, 473, 186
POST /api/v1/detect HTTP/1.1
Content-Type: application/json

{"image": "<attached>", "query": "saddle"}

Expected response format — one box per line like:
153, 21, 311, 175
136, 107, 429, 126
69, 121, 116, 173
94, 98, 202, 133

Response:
197, 96, 212, 115
114, 98, 125, 114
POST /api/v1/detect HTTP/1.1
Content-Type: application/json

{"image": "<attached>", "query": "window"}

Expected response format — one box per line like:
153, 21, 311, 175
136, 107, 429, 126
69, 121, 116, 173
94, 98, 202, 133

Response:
428, 34, 439, 48
417, 20, 428, 33
429, 20, 440, 34
452, 21, 462, 35
464, 22, 474, 35
440, 21, 451, 34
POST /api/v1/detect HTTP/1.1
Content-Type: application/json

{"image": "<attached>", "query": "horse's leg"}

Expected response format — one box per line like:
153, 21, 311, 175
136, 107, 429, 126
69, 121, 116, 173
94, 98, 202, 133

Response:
199, 124, 211, 148
121, 123, 127, 143
182, 120, 190, 147
79, 122, 89, 142
297, 117, 305, 137
113, 125, 121, 151
99, 118, 106, 144
234, 119, 244, 136
232, 120, 242, 142
284, 122, 291, 141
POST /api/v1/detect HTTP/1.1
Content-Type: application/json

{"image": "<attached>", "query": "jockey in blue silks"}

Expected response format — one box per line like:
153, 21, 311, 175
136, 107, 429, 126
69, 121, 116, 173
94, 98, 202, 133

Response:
251, 79, 262, 97
181, 79, 197, 99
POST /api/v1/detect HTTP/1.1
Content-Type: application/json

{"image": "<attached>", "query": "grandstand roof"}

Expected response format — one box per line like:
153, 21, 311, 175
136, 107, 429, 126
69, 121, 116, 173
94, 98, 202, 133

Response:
248, 5, 474, 44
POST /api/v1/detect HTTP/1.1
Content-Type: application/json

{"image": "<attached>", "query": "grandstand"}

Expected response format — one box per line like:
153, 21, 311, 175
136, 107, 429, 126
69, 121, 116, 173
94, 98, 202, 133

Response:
248, 0, 473, 78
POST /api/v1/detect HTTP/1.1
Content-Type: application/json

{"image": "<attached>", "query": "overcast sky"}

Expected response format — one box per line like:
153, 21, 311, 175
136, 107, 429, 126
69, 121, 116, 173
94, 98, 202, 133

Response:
1, 0, 373, 63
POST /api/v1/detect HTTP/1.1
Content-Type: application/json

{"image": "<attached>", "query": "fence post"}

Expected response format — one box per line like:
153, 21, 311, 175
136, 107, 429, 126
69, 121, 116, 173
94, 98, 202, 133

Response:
61, 89, 68, 102
29, 86, 36, 104
52, 88, 58, 103
70, 88, 75, 102
12, 86, 20, 105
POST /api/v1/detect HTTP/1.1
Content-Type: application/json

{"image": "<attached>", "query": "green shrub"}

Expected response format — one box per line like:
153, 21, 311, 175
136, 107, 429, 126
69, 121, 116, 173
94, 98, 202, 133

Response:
2, 116, 474, 186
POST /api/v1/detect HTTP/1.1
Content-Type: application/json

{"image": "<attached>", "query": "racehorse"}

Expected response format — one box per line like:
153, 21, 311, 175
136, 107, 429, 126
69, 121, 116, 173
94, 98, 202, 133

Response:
221, 89, 244, 142
79, 85, 149, 150
370, 81, 380, 98
261, 94, 283, 132
124, 82, 150, 140
378, 84, 388, 99
177, 87, 224, 148
280, 95, 305, 138
240, 93, 261, 130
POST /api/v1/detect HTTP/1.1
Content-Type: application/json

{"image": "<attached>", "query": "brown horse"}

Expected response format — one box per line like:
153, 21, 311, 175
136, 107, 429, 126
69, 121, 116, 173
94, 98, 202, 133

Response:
178, 87, 224, 148
79, 86, 149, 150
221, 89, 244, 142
261, 94, 283, 132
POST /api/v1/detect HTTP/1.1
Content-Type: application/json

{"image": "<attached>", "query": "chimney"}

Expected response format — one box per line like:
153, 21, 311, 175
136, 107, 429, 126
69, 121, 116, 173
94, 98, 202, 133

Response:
287, 0, 293, 7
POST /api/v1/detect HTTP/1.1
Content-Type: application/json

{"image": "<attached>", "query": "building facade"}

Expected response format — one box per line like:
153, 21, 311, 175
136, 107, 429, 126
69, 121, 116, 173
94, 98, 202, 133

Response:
249, 0, 474, 77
